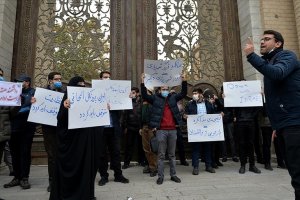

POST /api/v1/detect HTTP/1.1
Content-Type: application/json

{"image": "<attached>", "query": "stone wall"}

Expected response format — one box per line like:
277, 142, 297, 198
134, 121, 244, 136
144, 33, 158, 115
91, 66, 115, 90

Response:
0, 0, 17, 80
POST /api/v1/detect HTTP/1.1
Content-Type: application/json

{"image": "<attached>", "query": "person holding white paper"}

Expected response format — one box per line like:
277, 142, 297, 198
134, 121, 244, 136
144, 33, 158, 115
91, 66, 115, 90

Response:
50, 76, 102, 200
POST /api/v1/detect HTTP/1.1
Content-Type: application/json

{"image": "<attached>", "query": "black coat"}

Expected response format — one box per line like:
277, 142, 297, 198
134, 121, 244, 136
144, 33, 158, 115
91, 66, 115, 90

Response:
247, 49, 300, 130
141, 81, 187, 129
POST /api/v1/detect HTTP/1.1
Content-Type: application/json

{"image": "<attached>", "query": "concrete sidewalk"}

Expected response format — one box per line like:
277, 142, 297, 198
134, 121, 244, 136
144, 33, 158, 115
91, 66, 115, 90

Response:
0, 160, 294, 200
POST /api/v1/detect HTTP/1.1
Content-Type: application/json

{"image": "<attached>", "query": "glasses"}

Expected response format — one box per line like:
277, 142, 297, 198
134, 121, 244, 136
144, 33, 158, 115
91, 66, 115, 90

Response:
260, 37, 274, 42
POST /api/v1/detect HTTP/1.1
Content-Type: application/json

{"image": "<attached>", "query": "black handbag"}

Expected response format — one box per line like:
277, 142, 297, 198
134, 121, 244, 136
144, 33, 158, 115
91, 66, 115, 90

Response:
150, 135, 158, 154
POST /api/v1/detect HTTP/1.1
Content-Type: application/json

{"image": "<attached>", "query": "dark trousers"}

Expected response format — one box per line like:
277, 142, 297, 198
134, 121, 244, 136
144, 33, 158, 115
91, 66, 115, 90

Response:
261, 127, 272, 164
222, 122, 237, 157
237, 121, 255, 166
0, 141, 6, 165
277, 125, 300, 199
254, 120, 263, 162
176, 128, 187, 162
98, 127, 122, 178
212, 141, 223, 165
9, 123, 35, 180
273, 136, 285, 166
123, 128, 146, 165
42, 126, 57, 184
192, 142, 212, 168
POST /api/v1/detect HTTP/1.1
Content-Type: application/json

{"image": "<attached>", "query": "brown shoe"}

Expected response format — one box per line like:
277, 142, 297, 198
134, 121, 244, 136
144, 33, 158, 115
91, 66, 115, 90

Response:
3, 178, 20, 188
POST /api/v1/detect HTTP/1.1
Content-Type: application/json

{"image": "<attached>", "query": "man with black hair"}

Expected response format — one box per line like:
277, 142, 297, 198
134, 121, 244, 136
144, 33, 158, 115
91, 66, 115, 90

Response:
4, 75, 36, 190
244, 30, 300, 199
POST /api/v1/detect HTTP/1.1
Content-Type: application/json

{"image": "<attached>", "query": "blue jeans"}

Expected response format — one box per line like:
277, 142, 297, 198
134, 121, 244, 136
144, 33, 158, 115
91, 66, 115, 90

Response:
156, 130, 177, 179
192, 142, 212, 168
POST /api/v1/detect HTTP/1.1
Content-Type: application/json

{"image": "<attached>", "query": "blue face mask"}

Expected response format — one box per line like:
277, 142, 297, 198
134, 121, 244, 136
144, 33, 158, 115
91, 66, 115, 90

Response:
0, 77, 4, 81
53, 81, 62, 88
161, 90, 169, 98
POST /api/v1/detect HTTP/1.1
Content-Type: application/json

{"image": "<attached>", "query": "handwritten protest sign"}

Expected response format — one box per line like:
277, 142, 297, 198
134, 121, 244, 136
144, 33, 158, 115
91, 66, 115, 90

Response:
144, 59, 183, 88
68, 86, 110, 129
92, 80, 132, 110
223, 80, 263, 107
0, 81, 22, 106
28, 88, 64, 126
187, 114, 224, 142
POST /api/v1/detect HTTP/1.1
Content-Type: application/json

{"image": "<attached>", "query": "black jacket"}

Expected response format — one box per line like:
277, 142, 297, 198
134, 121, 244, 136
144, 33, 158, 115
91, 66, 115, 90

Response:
247, 49, 300, 130
185, 100, 216, 115
141, 81, 187, 129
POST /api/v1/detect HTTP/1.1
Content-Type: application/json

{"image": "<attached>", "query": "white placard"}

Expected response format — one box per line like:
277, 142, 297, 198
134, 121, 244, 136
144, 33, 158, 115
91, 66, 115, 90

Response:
0, 81, 22, 106
68, 87, 110, 129
187, 114, 224, 142
92, 80, 132, 110
144, 59, 183, 88
223, 80, 263, 107
28, 88, 64, 126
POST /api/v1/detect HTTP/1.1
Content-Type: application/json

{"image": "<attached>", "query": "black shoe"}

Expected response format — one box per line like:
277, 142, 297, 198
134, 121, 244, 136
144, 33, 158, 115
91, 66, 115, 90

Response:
47, 185, 51, 192
180, 160, 189, 166
20, 178, 31, 189
150, 171, 157, 177
122, 164, 130, 169
264, 164, 273, 171
114, 176, 129, 183
216, 161, 223, 167
222, 157, 227, 162
277, 163, 286, 169
98, 177, 108, 186
249, 165, 261, 174
239, 166, 245, 174
143, 166, 150, 173
156, 177, 163, 185
232, 157, 239, 162
205, 167, 216, 173
170, 176, 181, 183
3, 178, 20, 188
212, 164, 219, 169
192, 167, 199, 175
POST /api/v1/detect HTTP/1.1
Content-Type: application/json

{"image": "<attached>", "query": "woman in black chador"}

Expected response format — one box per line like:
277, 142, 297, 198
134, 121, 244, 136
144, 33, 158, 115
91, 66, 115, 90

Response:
50, 76, 103, 200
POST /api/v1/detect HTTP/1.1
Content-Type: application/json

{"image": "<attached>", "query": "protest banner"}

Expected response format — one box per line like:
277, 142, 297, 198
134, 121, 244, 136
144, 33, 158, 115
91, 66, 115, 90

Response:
68, 86, 110, 129
223, 80, 263, 107
187, 114, 224, 142
144, 59, 183, 88
28, 87, 64, 126
92, 80, 132, 110
0, 81, 22, 106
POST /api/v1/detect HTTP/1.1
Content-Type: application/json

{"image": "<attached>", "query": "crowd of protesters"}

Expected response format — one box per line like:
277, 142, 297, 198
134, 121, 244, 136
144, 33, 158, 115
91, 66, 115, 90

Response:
0, 29, 299, 200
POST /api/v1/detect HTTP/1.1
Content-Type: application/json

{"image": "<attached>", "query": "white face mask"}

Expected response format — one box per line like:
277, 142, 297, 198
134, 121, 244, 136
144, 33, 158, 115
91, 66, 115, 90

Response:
192, 94, 199, 101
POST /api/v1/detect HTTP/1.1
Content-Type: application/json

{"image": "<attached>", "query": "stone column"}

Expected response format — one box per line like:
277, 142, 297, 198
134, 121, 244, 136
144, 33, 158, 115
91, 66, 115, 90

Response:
0, 0, 17, 80
237, 0, 263, 81
294, 0, 300, 51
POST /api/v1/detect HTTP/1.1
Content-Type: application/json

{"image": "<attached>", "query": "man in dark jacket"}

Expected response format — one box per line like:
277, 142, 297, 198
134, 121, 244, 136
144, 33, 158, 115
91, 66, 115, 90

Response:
4, 75, 36, 190
141, 73, 187, 185
244, 30, 300, 199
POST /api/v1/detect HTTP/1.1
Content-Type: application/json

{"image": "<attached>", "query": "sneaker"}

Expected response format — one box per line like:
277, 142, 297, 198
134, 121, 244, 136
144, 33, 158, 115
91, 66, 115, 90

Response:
122, 164, 130, 169
170, 176, 181, 183
143, 166, 150, 173
3, 178, 20, 188
114, 176, 129, 183
156, 177, 163, 185
192, 167, 199, 175
239, 165, 245, 174
222, 157, 227, 162
180, 160, 189, 166
205, 167, 216, 173
20, 178, 31, 189
249, 165, 261, 174
98, 177, 108, 186
264, 164, 273, 171
232, 157, 239, 162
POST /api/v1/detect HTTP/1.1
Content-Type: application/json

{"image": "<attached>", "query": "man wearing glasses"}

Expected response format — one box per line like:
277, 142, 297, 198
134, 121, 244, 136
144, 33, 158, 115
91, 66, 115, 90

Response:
244, 30, 300, 200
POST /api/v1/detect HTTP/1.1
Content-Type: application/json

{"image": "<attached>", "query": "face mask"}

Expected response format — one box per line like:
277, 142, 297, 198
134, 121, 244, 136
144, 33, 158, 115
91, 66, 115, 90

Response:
103, 77, 110, 80
53, 81, 62, 88
192, 94, 199, 101
0, 77, 4, 81
161, 90, 169, 98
